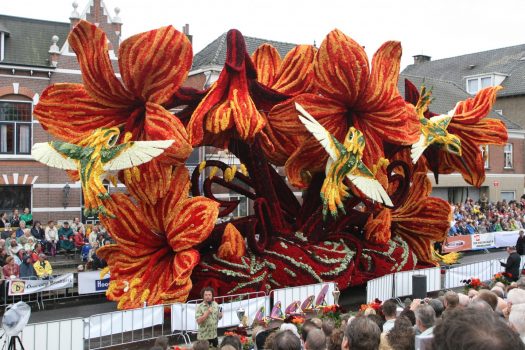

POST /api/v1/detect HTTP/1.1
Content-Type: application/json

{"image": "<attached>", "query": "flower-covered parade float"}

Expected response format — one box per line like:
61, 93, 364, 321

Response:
31, 20, 507, 309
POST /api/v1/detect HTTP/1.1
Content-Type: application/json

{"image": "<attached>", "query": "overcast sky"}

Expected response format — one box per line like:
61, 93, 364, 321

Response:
2, 0, 525, 69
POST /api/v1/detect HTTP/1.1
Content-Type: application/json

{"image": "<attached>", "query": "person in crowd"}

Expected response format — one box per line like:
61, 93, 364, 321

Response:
509, 304, 525, 343
442, 291, 459, 317
474, 290, 498, 311
280, 323, 301, 340
19, 228, 34, 247
507, 288, 525, 305
58, 221, 75, 258
272, 330, 301, 350
433, 307, 524, 349
367, 314, 385, 333
342, 316, 381, 350
90, 243, 107, 270
328, 328, 344, 350
45, 220, 58, 256
15, 220, 26, 238
31, 242, 45, 263
381, 316, 415, 350
73, 229, 84, 249
71, 217, 85, 236
381, 299, 397, 333
9, 209, 20, 228
14, 249, 25, 265
517, 230, 525, 255
33, 253, 53, 279
2, 256, 19, 279
0, 212, 8, 228
88, 225, 99, 245
414, 304, 435, 336
195, 287, 223, 348
304, 328, 326, 350
398, 308, 416, 326
220, 335, 242, 350
0, 246, 8, 267
6, 235, 20, 257
19, 254, 36, 279
20, 207, 32, 226
193, 340, 210, 350
31, 221, 45, 241
428, 298, 444, 318
23, 237, 36, 252
152, 336, 170, 350
81, 241, 91, 262
302, 319, 322, 345
500, 246, 521, 282
321, 318, 335, 339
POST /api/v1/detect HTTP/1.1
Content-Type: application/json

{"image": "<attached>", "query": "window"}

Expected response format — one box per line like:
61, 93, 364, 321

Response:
500, 191, 515, 201
466, 76, 493, 94
0, 186, 31, 212
504, 143, 513, 169
495, 109, 503, 115
0, 101, 32, 155
230, 196, 248, 217
480, 145, 489, 169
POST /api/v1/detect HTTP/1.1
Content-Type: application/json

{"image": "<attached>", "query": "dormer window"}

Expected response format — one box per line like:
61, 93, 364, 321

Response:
465, 73, 507, 94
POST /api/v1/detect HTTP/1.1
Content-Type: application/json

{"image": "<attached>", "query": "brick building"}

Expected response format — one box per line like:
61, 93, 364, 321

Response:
0, 0, 124, 224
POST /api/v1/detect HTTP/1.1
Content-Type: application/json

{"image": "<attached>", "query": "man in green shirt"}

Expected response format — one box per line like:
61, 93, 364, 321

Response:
196, 287, 223, 347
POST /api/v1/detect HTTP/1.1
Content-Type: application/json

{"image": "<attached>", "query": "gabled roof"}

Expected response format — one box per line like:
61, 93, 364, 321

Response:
192, 32, 297, 70
0, 15, 69, 67
402, 44, 525, 97
399, 74, 521, 130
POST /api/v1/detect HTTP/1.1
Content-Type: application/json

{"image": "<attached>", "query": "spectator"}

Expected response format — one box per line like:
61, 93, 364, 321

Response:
14, 249, 25, 265
328, 328, 344, 350
90, 243, 107, 270
20, 207, 32, 226
33, 253, 53, 279
428, 298, 444, 318
195, 287, 223, 348
381, 299, 397, 333
517, 230, 525, 255
367, 314, 385, 333
73, 230, 84, 249
509, 304, 525, 343
71, 217, 85, 236
7, 236, 20, 257
15, 221, 26, 238
272, 330, 301, 350
305, 328, 326, 350
302, 319, 322, 344
414, 304, 435, 336
31, 221, 45, 241
9, 209, 20, 228
19, 229, 34, 247
0, 212, 7, 228
500, 246, 520, 282
193, 340, 210, 350
58, 221, 75, 258
81, 242, 91, 262
433, 307, 524, 349
507, 288, 525, 305
279, 323, 300, 340
45, 221, 58, 256
19, 254, 36, 279
384, 316, 415, 350
442, 291, 459, 317
342, 316, 381, 350
220, 335, 242, 350
2, 256, 19, 279
153, 336, 169, 350
31, 243, 45, 263
322, 318, 335, 338
23, 237, 36, 252
399, 308, 416, 326
88, 225, 99, 245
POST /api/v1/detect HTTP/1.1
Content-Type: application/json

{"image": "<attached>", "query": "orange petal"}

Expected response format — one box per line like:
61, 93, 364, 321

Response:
158, 166, 191, 228
272, 45, 317, 95
230, 84, 266, 141
252, 44, 282, 87
165, 197, 219, 252
118, 26, 192, 105
452, 86, 502, 124
217, 223, 246, 261
364, 209, 391, 244
392, 173, 451, 263
123, 159, 174, 207
187, 83, 225, 146
314, 29, 369, 106
171, 249, 200, 287
144, 102, 192, 164
69, 20, 134, 107
34, 83, 130, 143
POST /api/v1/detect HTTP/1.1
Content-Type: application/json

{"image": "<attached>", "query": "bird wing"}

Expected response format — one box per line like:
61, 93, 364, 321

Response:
296, 102, 341, 160
31, 142, 78, 170
410, 133, 428, 164
347, 162, 393, 207
103, 140, 174, 171
429, 113, 453, 130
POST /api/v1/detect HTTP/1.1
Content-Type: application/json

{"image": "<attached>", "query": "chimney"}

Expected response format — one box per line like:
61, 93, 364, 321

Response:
413, 54, 431, 65
112, 7, 123, 36
69, 1, 81, 30
182, 24, 192, 44
48, 35, 61, 67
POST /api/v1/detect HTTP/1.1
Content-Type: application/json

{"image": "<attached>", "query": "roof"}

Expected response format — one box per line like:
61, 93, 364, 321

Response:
192, 32, 297, 70
0, 15, 69, 67
402, 44, 525, 97
399, 74, 521, 130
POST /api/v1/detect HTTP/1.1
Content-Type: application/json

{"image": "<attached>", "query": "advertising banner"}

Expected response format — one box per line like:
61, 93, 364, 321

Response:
8, 273, 74, 296
78, 270, 110, 294
494, 230, 520, 248
471, 233, 495, 250
442, 236, 472, 253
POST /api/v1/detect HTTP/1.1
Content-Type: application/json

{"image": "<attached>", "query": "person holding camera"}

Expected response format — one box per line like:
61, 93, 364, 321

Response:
195, 287, 223, 348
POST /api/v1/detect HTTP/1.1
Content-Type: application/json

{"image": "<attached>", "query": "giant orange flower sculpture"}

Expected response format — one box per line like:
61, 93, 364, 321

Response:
97, 167, 219, 308
34, 20, 192, 164
277, 29, 420, 187
405, 80, 507, 187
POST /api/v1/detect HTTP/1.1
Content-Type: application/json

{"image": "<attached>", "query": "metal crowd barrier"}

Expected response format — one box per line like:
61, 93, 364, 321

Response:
18, 317, 84, 350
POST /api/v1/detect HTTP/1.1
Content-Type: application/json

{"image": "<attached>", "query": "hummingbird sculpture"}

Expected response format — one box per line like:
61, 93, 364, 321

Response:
32, 127, 173, 218
296, 103, 393, 219
410, 86, 462, 163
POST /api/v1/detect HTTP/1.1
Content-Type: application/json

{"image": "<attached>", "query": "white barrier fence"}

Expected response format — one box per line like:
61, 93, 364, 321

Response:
444, 259, 499, 289
19, 318, 84, 350
271, 282, 337, 310
366, 274, 393, 303
394, 267, 441, 298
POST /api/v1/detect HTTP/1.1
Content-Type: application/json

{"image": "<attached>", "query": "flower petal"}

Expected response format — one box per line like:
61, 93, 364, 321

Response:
271, 45, 317, 95
252, 44, 282, 87
143, 102, 192, 164
452, 86, 502, 124
118, 26, 192, 105
124, 159, 175, 207
187, 83, 226, 146
157, 166, 191, 228
34, 83, 130, 143
69, 20, 134, 107
217, 223, 246, 261
364, 209, 391, 244
171, 249, 200, 286
314, 29, 369, 106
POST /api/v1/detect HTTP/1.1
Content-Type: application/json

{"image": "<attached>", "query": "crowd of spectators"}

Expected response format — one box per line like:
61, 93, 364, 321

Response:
449, 195, 525, 236
0, 208, 112, 281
